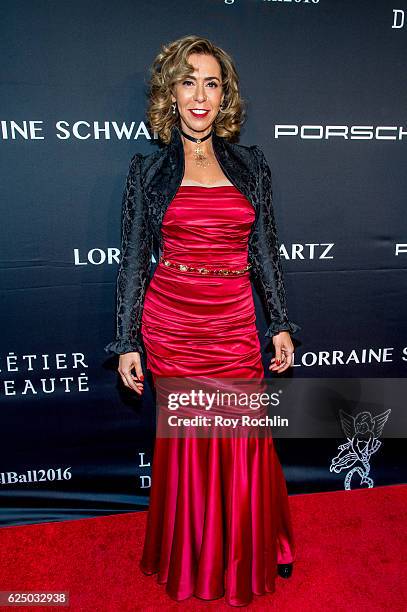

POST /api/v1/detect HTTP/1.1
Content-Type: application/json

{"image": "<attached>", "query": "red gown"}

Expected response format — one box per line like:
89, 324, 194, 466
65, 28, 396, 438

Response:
139, 185, 295, 606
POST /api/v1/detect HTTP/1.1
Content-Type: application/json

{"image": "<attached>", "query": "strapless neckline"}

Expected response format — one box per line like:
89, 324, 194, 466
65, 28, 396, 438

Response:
179, 184, 237, 189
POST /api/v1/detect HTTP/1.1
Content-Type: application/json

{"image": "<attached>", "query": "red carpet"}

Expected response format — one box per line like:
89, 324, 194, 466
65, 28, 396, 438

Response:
0, 484, 405, 611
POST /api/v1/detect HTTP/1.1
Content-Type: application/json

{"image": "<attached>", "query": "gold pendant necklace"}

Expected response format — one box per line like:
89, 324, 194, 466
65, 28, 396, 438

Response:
180, 128, 213, 168
194, 140, 211, 167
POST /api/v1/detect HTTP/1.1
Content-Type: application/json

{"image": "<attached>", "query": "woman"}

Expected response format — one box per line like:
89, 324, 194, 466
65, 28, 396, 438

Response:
105, 35, 301, 607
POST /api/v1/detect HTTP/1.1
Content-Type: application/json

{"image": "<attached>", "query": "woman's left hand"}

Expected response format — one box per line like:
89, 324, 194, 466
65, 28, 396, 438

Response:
269, 331, 295, 374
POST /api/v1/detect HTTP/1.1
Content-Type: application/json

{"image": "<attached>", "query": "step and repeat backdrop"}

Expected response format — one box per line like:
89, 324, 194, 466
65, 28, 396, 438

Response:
1, 0, 406, 526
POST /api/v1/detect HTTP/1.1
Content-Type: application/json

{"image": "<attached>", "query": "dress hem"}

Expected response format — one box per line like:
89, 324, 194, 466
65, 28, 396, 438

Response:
139, 559, 285, 607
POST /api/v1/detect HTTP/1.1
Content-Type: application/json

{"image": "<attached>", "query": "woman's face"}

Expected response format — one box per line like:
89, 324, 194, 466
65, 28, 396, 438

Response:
171, 53, 224, 137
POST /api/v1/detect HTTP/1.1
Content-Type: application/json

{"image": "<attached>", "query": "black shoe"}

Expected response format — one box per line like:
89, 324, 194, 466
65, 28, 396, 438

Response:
277, 563, 293, 579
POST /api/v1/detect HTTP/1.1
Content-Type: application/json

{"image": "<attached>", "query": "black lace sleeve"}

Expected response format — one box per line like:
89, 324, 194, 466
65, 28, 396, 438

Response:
104, 153, 152, 356
249, 145, 301, 339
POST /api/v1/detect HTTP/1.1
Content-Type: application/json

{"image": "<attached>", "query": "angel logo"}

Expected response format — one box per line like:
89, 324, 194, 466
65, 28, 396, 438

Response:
330, 409, 391, 490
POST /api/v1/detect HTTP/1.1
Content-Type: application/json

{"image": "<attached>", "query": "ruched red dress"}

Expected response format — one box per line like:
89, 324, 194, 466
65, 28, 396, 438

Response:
139, 185, 295, 606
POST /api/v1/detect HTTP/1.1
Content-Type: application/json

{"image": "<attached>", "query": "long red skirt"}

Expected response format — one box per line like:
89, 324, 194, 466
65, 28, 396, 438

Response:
139, 186, 295, 606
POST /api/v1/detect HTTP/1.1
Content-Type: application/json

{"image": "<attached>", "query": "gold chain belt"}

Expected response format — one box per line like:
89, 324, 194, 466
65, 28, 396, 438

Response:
159, 255, 251, 276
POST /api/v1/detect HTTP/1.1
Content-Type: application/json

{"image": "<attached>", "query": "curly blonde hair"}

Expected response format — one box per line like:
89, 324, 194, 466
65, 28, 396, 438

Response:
146, 35, 246, 144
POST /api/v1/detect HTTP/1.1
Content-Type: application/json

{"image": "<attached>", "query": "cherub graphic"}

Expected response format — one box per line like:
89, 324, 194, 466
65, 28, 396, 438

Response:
330, 409, 391, 490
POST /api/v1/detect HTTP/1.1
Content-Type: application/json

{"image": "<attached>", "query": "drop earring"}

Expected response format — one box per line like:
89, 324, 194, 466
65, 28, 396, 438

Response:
172, 103, 176, 115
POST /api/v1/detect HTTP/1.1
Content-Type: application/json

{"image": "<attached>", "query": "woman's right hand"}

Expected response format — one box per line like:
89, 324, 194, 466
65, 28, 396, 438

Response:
118, 352, 144, 395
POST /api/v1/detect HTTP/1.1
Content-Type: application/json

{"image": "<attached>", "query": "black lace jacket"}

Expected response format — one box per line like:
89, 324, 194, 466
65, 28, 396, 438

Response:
104, 125, 301, 356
